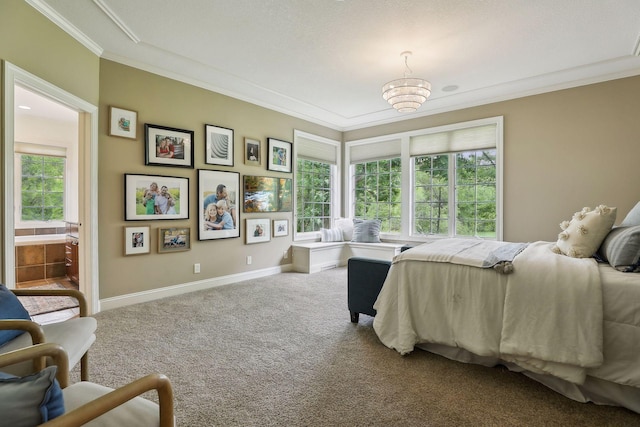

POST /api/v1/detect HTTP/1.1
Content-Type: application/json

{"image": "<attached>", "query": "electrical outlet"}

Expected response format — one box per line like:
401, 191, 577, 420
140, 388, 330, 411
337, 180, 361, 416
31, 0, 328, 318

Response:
194, 263, 200, 274
283, 250, 288, 259
247, 256, 252, 265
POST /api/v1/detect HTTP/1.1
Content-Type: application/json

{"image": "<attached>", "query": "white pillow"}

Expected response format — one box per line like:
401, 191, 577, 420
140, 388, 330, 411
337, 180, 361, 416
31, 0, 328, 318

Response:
334, 218, 354, 241
320, 228, 343, 242
555, 205, 616, 258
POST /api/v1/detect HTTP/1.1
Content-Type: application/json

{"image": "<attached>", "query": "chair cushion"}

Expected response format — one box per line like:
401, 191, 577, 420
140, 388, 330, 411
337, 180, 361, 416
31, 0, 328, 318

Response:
0, 317, 96, 377
0, 365, 64, 426
0, 284, 31, 346
63, 382, 160, 427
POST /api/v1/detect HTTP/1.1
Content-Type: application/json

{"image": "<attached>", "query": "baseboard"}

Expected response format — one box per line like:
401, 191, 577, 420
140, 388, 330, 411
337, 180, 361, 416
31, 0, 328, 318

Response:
98, 264, 293, 312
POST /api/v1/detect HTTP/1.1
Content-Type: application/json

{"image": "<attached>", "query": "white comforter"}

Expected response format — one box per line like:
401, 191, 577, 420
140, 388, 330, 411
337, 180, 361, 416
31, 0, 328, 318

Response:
373, 240, 604, 384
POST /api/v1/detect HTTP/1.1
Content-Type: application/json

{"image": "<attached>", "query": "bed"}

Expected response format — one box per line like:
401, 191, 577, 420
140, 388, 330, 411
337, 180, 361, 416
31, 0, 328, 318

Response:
372, 205, 640, 413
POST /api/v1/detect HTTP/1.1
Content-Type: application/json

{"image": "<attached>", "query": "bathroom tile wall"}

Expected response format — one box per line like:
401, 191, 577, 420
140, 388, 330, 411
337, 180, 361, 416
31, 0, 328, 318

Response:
15, 243, 67, 283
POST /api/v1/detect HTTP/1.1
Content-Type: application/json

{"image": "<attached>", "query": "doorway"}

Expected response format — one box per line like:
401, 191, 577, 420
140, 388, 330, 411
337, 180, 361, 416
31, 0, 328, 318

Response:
3, 62, 99, 315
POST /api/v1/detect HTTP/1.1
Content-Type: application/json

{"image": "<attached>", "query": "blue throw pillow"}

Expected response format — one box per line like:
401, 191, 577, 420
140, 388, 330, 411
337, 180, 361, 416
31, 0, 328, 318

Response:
0, 366, 65, 426
351, 219, 382, 243
0, 284, 31, 346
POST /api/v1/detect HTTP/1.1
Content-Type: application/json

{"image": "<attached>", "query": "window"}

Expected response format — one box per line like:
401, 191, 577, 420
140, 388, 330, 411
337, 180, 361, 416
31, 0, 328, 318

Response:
414, 149, 497, 238
296, 159, 332, 232
14, 142, 68, 227
19, 154, 65, 221
414, 154, 449, 235
411, 119, 501, 239
346, 117, 503, 241
293, 130, 340, 239
352, 158, 402, 233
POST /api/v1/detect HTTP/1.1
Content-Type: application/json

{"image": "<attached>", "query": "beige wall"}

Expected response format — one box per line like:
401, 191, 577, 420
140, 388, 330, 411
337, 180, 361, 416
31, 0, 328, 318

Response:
0, 0, 99, 283
98, 60, 340, 298
0, 0, 100, 105
345, 76, 640, 243
3, 0, 640, 301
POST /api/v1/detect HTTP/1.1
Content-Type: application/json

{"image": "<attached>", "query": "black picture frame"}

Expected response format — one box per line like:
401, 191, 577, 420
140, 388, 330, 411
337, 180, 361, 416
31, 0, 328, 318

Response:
267, 137, 292, 173
145, 123, 194, 168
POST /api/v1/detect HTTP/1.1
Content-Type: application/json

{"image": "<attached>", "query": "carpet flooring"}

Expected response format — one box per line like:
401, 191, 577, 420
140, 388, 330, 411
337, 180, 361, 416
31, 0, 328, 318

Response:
17, 283, 79, 316
85, 267, 639, 426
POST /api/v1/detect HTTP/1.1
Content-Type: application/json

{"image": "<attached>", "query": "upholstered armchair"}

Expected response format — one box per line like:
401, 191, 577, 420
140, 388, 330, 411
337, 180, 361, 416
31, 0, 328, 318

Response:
0, 342, 174, 427
0, 285, 96, 381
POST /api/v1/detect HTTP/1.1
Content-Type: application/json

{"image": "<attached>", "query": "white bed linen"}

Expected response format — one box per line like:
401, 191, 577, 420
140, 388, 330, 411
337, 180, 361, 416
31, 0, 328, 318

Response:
373, 241, 640, 411
373, 241, 603, 383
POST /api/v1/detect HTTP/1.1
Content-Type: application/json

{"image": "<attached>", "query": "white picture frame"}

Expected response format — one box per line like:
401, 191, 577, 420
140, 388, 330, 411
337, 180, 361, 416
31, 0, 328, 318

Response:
273, 219, 289, 237
109, 106, 138, 140
124, 226, 150, 255
246, 218, 271, 244
205, 124, 234, 166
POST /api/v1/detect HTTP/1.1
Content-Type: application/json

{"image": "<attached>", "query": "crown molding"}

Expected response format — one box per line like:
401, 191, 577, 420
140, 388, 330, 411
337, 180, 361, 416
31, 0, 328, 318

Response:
26, 0, 103, 56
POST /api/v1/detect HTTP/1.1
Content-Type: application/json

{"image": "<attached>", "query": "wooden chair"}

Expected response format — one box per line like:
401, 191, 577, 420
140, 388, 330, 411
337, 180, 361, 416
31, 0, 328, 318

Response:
0, 286, 96, 381
0, 343, 174, 427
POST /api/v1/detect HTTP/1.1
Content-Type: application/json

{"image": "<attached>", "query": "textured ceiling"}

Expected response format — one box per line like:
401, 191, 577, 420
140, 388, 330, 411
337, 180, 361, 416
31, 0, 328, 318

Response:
26, 0, 640, 130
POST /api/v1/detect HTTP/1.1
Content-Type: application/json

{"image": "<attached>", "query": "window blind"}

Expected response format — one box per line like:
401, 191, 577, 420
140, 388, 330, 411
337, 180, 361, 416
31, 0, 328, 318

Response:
349, 138, 401, 163
295, 134, 338, 164
15, 142, 66, 157
409, 123, 497, 156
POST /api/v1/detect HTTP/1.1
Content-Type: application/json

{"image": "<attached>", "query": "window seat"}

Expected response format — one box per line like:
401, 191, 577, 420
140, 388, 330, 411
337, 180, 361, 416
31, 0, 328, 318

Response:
291, 241, 406, 273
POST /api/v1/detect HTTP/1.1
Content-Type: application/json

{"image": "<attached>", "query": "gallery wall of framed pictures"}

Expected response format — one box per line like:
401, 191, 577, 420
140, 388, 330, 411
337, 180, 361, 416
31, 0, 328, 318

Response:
114, 103, 294, 256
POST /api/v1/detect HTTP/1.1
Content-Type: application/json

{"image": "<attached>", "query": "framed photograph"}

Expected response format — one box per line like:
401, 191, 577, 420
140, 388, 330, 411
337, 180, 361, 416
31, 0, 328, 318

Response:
246, 218, 271, 244
198, 169, 240, 240
158, 227, 191, 253
244, 137, 261, 166
124, 174, 189, 220
267, 137, 292, 173
243, 176, 292, 212
145, 124, 194, 168
124, 226, 150, 255
109, 106, 138, 140
205, 124, 234, 166
273, 219, 289, 237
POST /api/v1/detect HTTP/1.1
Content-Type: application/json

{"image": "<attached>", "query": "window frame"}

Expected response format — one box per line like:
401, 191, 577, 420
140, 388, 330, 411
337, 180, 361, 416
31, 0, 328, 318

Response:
14, 143, 68, 229
345, 116, 503, 242
293, 130, 341, 241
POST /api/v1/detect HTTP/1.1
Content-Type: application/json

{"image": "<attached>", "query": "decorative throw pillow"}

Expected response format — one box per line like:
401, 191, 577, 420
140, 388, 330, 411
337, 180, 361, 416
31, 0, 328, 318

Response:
351, 219, 382, 243
0, 284, 31, 346
0, 366, 65, 426
320, 228, 343, 242
597, 225, 640, 269
334, 218, 354, 241
554, 205, 617, 258
620, 201, 640, 227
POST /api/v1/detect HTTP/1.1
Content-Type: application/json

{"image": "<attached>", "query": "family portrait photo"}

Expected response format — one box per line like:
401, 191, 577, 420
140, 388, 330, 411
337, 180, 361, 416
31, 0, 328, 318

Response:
145, 124, 194, 168
124, 174, 189, 221
198, 169, 240, 240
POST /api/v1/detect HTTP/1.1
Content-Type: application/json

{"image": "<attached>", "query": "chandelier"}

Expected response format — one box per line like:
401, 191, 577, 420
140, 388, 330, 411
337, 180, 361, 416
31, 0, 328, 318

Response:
382, 51, 431, 113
